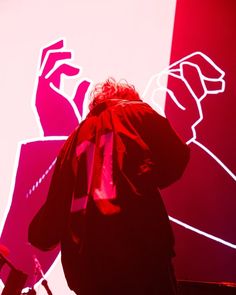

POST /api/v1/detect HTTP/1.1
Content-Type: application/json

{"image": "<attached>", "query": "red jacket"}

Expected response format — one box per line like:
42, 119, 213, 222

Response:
29, 99, 190, 292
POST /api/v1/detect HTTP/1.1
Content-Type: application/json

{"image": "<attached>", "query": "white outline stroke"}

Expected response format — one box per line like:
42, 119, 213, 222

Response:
1, 46, 235, 292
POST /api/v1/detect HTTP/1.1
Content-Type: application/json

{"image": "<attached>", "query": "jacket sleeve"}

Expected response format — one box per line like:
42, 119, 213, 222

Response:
132, 104, 190, 189
28, 131, 78, 251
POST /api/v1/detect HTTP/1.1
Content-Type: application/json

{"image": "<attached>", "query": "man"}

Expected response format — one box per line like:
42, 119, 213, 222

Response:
28, 78, 190, 295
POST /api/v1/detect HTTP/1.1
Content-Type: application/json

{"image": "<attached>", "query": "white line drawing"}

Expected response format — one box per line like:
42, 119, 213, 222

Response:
143, 51, 236, 248
24, 52, 236, 252
26, 157, 57, 199
31, 37, 93, 138
18, 51, 236, 249
0, 38, 92, 289
1, 44, 235, 291
143, 51, 235, 181
169, 216, 236, 250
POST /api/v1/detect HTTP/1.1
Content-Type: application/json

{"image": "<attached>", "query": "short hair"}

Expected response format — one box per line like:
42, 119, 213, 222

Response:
89, 77, 140, 110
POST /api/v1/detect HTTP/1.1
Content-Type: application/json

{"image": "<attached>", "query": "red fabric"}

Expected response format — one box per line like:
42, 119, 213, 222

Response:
29, 99, 189, 294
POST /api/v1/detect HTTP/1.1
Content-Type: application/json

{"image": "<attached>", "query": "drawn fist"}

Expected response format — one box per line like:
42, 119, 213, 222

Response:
143, 52, 225, 143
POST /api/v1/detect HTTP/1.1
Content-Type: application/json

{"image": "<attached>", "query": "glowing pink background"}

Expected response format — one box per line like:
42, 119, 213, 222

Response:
0, 0, 176, 293
1, 0, 235, 293
163, 0, 236, 283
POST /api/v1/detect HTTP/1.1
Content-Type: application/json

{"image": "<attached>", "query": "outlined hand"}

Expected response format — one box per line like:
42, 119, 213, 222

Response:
35, 39, 91, 137
143, 52, 225, 143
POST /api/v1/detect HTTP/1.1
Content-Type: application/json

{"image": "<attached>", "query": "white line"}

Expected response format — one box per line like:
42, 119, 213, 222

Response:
26, 158, 57, 198
169, 216, 236, 249
193, 140, 236, 181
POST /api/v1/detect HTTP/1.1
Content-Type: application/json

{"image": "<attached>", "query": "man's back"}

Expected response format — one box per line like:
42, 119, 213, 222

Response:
61, 99, 189, 294
29, 80, 189, 295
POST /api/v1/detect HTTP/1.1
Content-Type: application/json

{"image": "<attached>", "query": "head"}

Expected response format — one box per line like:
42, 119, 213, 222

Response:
89, 77, 140, 111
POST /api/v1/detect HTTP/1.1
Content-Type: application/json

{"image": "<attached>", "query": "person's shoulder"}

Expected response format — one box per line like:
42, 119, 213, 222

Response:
114, 99, 164, 121
113, 99, 152, 113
